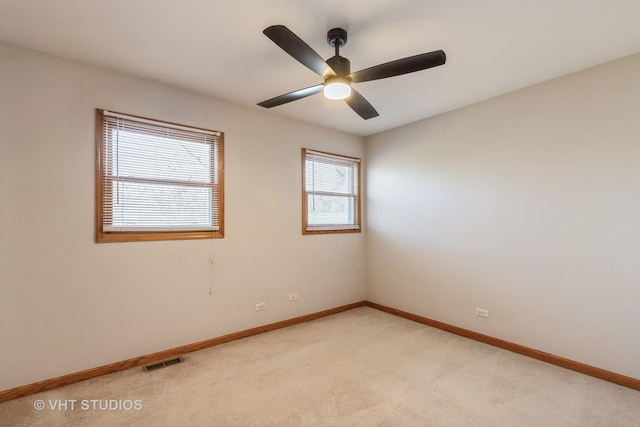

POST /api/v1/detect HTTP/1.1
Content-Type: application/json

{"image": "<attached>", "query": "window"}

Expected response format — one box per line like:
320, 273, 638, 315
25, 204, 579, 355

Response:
96, 109, 224, 242
302, 149, 361, 234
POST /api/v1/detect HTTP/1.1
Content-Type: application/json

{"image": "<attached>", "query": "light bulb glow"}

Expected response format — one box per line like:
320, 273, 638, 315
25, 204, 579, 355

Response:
324, 78, 351, 100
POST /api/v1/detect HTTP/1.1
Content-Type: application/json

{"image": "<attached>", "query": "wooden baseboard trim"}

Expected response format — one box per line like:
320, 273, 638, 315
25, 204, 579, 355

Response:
364, 300, 640, 391
5, 299, 635, 402
0, 301, 365, 403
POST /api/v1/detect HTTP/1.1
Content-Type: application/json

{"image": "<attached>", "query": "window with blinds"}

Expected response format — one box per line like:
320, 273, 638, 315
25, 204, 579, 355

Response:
302, 149, 361, 234
96, 109, 224, 242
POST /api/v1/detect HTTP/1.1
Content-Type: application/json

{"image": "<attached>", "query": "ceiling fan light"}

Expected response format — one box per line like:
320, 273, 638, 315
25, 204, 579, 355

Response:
324, 78, 351, 100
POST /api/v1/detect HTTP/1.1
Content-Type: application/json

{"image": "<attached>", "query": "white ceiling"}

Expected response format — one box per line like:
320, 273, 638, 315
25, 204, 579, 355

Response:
1, 0, 639, 136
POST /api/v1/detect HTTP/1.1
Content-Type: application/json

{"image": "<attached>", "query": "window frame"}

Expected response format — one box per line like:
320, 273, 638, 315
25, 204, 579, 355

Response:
301, 148, 361, 235
95, 109, 224, 243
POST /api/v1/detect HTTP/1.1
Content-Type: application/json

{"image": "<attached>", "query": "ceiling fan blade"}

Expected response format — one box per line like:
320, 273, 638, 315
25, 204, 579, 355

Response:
345, 88, 379, 120
350, 50, 446, 83
263, 25, 334, 77
258, 84, 324, 108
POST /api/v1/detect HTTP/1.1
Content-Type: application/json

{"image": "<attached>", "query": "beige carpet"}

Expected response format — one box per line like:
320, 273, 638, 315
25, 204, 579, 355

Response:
1, 307, 639, 426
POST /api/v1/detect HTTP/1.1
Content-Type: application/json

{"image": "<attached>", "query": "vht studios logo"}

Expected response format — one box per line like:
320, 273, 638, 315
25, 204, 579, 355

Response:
33, 399, 143, 411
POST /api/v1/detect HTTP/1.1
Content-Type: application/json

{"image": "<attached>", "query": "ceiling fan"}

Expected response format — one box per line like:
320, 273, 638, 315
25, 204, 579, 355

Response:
257, 25, 446, 120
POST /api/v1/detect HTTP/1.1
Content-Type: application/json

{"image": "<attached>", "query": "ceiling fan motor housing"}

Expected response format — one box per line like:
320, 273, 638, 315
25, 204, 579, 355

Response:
326, 55, 351, 77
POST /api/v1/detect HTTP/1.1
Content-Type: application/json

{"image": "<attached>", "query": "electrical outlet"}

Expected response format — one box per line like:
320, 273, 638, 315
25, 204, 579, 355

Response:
255, 302, 266, 311
476, 308, 489, 318
288, 293, 298, 301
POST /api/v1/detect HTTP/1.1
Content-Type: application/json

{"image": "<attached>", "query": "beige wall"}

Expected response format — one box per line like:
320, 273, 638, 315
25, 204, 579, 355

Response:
365, 53, 640, 379
0, 42, 366, 390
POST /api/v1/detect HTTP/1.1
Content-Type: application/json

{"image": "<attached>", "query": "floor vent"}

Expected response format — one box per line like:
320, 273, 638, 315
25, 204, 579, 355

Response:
144, 357, 183, 372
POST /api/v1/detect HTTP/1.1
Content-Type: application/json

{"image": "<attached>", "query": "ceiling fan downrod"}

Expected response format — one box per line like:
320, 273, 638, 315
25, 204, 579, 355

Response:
326, 28, 350, 77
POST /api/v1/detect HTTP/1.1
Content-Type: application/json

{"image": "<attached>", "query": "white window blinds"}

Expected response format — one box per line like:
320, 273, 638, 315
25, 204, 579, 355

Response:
99, 110, 222, 233
304, 149, 360, 232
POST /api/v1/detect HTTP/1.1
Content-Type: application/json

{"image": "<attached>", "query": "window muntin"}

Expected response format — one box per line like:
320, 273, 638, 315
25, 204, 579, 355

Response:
302, 149, 361, 234
96, 109, 224, 242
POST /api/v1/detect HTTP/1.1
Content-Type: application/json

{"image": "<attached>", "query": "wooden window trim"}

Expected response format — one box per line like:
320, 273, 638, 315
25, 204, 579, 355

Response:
95, 109, 224, 243
301, 148, 361, 235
